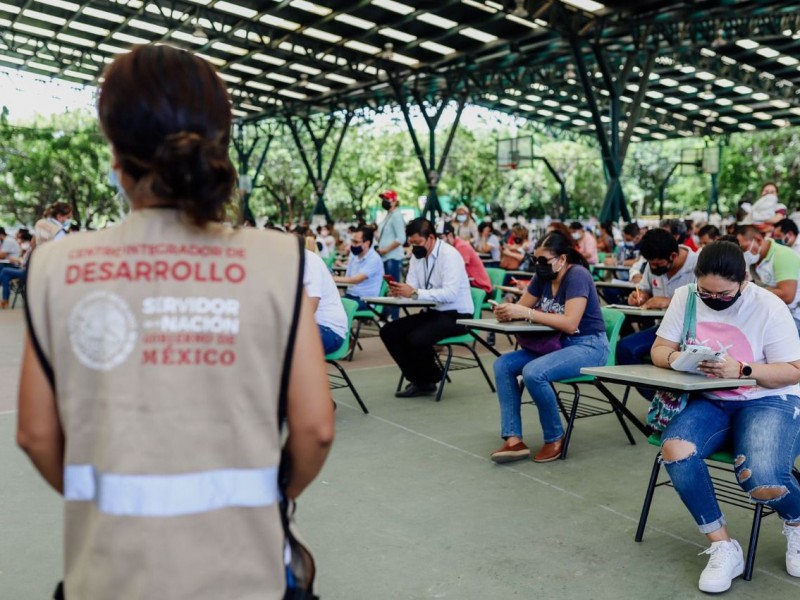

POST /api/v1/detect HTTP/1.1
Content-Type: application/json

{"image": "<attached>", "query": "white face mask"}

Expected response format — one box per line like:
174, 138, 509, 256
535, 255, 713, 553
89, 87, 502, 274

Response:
20, 242, 31, 251
742, 240, 761, 266
571, 232, 582, 241
743, 249, 759, 266
456, 214, 467, 223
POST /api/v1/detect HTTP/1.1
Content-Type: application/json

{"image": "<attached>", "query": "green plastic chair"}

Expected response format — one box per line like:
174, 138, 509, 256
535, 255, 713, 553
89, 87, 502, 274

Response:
636, 432, 800, 581
349, 279, 389, 361
482, 267, 507, 312
396, 288, 494, 402
326, 298, 368, 413
544, 307, 628, 459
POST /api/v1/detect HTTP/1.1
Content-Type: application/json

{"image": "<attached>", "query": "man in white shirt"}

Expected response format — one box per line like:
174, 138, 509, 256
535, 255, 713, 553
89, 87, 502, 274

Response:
304, 249, 349, 355
380, 218, 474, 397
0, 228, 21, 260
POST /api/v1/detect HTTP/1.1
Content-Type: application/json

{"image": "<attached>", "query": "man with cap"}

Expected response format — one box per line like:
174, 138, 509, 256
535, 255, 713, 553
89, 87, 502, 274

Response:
376, 189, 406, 322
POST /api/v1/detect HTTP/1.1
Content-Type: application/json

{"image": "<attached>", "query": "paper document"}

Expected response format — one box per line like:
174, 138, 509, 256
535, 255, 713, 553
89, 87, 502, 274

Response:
671, 345, 725, 374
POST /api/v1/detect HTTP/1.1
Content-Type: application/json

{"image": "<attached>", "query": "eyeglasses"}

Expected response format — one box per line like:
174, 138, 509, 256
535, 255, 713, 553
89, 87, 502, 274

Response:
694, 286, 740, 301
532, 255, 559, 266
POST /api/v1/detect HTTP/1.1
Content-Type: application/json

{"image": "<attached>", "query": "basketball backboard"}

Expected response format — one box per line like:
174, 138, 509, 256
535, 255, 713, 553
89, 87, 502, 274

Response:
497, 136, 534, 171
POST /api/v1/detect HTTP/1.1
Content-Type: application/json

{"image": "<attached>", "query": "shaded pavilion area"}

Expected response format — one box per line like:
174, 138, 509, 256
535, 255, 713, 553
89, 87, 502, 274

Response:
4, 2, 800, 598
3, 1, 800, 221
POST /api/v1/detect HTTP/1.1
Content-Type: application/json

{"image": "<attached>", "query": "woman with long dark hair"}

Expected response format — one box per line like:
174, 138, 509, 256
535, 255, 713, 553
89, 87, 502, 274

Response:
651, 241, 800, 593
17, 45, 334, 599
490, 231, 609, 463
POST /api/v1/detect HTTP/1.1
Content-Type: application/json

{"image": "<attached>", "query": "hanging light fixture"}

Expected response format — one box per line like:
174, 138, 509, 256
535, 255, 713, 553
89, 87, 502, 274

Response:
512, 0, 529, 18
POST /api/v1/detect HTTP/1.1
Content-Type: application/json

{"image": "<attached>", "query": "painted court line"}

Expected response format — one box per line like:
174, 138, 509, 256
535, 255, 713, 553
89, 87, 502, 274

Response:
336, 399, 800, 589
0, 409, 17, 416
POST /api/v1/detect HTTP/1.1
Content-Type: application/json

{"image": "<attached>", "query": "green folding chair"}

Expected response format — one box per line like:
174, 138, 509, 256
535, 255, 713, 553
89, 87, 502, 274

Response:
348, 279, 389, 361
636, 432, 800, 581
326, 298, 368, 413
396, 288, 494, 402
482, 267, 507, 312
545, 307, 630, 459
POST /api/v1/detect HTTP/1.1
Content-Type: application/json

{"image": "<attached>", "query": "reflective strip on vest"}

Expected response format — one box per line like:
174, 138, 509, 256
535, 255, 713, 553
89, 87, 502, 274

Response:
64, 465, 280, 517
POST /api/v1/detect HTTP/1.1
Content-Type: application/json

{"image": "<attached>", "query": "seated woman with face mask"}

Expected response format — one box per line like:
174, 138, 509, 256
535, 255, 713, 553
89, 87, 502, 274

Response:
490, 231, 609, 463
650, 241, 800, 593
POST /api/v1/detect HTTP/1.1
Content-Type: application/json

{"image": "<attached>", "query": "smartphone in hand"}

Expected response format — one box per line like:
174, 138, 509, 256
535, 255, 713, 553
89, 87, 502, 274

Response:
488, 299, 499, 309
383, 274, 396, 284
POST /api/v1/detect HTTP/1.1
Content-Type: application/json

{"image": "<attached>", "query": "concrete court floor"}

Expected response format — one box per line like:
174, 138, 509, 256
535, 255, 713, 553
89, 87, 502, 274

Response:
2, 311, 800, 599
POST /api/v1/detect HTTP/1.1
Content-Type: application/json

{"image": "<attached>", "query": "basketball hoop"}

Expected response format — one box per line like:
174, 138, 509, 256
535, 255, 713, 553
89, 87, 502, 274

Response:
497, 137, 533, 172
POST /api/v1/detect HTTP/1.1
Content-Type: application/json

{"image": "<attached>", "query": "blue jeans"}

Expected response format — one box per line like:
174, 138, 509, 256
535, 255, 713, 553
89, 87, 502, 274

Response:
616, 325, 659, 398
663, 395, 800, 533
615, 325, 657, 365
319, 325, 344, 355
343, 293, 369, 312
382, 259, 403, 321
0, 267, 25, 301
493, 332, 609, 442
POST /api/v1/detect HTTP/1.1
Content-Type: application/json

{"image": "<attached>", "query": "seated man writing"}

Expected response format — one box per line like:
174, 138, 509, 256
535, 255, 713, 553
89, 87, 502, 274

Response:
380, 218, 473, 398
616, 228, 697, 366
333, 226, 383, 309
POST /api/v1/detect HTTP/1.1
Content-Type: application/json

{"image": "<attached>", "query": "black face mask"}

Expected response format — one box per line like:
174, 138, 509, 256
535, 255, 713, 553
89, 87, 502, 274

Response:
381, 199, 393, 210
700, 290, 741, 311
350, 245, 363, 256
411, 245, 428, 259
535, 263, 558, 281
650, 262, 671, 277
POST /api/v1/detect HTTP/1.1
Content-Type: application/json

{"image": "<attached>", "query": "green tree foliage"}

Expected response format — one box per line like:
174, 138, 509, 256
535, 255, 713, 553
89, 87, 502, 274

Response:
326, 125, 406, 222
6, 102, 800, 227
0, 110, 119, 228
252, 143, 312, 225
718, 129, 800, 209
440, 127, 504, 212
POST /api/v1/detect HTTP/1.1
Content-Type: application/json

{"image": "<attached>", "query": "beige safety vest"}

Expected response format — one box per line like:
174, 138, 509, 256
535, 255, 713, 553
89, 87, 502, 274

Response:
26, 208, 303, 600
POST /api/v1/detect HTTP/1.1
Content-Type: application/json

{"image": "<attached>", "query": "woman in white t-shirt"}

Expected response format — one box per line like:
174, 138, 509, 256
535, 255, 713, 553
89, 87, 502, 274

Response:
650, 241, 800, 593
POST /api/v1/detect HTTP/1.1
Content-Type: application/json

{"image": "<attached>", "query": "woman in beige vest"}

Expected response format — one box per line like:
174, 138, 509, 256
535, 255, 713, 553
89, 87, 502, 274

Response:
17, 44, 334, 599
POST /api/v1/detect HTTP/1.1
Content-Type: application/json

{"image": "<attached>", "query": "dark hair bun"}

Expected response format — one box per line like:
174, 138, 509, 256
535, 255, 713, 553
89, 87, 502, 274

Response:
151, 131, 235, 225
99, 45, 235, 226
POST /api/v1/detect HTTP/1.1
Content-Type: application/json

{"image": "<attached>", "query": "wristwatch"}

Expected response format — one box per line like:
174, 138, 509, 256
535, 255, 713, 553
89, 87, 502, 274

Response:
738, 361, 752, 378
411, 289, 419, 300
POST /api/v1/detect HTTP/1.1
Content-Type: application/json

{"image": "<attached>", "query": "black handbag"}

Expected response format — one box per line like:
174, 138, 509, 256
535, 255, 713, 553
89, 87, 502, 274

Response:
279, 453, 319, 600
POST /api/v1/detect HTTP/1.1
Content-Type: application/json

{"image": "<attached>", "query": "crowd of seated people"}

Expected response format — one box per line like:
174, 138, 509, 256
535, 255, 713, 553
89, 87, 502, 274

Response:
15, 176, 797, 597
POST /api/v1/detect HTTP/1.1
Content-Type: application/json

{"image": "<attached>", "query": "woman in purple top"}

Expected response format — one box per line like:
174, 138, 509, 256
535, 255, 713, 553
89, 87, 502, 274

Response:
490, 231, 609, 463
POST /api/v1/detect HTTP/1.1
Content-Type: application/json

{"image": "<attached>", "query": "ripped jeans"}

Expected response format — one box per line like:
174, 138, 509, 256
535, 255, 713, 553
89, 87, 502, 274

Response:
662, 394, 800, 534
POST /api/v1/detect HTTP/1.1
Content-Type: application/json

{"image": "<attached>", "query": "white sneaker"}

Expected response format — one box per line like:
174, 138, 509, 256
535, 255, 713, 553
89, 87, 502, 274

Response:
784, 523, 800, 577
698, 539, 744, 593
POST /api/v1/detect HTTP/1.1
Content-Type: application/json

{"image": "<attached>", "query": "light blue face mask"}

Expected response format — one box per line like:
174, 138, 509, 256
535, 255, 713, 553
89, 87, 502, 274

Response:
108, 167, 131, 208
108, 167, 120, 190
